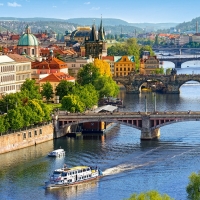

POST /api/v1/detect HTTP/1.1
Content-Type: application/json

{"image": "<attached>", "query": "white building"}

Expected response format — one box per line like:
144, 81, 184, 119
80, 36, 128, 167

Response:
0, 54, 31, 97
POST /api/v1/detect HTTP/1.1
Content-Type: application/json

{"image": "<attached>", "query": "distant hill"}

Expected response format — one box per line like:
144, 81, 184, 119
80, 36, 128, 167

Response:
130, 23, 179, 31
1, 16, 195, 35
67, 18, 130, 26
0, 17, 66, 22
176, 17, 200, 33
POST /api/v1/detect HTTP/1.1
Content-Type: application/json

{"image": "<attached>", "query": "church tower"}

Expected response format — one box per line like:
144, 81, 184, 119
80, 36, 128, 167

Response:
84, 17, 107, 59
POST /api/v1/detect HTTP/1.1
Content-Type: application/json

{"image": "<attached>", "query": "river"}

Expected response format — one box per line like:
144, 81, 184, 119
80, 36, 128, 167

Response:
1, 67, 200, 200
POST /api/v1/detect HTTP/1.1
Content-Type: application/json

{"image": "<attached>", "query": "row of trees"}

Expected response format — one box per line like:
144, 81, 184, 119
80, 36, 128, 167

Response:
125, 171, 200, 200
0, 80, 51, 133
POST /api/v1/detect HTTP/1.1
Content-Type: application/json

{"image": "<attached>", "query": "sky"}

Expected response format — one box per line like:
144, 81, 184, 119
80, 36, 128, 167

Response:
0, 0, 200, 23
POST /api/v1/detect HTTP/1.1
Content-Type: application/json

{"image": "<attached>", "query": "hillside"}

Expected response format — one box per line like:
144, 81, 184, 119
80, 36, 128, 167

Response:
130, 23, 179, 31
176, 17, 200, 33
67, 18, 130, 26
0, 17, 185, 35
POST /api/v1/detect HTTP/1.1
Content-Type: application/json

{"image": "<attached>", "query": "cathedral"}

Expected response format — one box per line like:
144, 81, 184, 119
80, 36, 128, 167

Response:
83, 18, 107, 59
65, 18, 107, 59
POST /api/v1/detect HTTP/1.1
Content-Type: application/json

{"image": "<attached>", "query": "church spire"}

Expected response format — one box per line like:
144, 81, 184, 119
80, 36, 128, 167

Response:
25, 25, 31, 34
98, 15, 105, 41
89, 19, 97, 41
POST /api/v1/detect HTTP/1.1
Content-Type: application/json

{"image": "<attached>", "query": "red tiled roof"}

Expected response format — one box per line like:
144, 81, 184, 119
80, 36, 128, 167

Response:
39, 72, 75, 82
102, 56, 114, 61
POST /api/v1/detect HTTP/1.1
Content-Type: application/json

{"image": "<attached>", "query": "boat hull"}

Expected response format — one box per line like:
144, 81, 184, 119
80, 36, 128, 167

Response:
45, 176, 102, 189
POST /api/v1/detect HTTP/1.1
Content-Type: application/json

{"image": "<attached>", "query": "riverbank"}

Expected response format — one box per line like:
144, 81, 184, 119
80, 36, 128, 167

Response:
0, 123, 53, 154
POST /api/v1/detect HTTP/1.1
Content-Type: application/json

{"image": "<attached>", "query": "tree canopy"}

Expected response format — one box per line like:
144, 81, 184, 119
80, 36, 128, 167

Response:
125, 190, 174, 200
186, 171, 200, 200
93, 58, 112, 77
77, 63, 101, 85
61, 94, 85, 113
20, 79, 42, 100
41, 81, 53, 102
94, 76, 119, 98
55, 80, 75, 100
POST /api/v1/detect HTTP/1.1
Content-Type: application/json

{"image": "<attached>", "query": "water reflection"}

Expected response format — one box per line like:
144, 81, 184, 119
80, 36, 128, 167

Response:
44, 180, 99, 199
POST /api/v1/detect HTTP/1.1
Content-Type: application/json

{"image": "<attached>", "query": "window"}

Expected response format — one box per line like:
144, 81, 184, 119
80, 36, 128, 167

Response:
28, 131, 31, 138
32, 49, 34, 55
39, 129, 42, 134
23, 133, 26, 140
34, 130, 37, 136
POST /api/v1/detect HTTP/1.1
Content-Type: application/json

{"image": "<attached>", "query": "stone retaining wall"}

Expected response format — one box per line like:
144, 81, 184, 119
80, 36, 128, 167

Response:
0, 123, 53, 154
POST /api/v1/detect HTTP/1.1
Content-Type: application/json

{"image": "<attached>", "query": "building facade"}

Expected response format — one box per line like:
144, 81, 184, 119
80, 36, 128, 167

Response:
114, 56, 135, 77
140, 56, 160, 75
0, 54, 31, 97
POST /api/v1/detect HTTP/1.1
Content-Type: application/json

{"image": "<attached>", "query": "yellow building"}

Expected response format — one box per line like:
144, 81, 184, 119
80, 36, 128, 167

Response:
140, 56, 160, 75
114, 56, 135, 76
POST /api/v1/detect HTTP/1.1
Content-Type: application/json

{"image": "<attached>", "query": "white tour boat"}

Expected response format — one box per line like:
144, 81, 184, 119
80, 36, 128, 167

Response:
48, 149, 65, 157
45, 165, 103, 189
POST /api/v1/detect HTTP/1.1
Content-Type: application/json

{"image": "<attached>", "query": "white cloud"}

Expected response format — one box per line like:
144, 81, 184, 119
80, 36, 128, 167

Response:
0, 3, 4, 6
84, 2, 90, 5
7, 2, 22, 7
90, 7, 100, 10
53, 5, 57, 8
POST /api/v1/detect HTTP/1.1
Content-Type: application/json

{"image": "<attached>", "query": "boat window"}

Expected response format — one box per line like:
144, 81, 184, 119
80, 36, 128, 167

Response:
87, 168, 90, 171
83, 169, 86, 172
78, 170, 82, 173
62, 172, 67, 176
53, 171, 61, 175
75, 171, 77, 174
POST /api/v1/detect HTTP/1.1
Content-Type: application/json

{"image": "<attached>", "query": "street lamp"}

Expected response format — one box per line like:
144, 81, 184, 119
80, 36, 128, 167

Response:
145, 95, 147, 114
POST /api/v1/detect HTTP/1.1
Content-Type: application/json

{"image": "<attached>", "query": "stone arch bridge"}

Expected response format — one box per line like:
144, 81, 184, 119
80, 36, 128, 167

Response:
53, 111, 200, 140
113, 73, 200, 94
158, 56, 200, 68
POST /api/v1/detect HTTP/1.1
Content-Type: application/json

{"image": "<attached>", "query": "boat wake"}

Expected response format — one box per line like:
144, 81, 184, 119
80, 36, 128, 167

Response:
103, 162, 154, 176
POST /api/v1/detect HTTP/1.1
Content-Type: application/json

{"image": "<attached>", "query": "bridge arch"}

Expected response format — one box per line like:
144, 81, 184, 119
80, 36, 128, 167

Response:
60, 118, 142, 133
151, 118, 200, 130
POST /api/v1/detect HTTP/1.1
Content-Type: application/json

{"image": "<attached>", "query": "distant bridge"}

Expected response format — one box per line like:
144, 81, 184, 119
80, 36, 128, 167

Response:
157, 55, 200, 68
53, 111, 200, 140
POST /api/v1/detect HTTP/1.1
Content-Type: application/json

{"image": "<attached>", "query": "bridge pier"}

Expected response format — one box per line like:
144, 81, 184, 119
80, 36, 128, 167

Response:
141, 128, 160, 140
141, 115, 160, 140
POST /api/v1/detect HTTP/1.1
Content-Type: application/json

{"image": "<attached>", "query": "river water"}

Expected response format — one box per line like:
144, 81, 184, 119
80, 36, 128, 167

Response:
1, 66, 200, 200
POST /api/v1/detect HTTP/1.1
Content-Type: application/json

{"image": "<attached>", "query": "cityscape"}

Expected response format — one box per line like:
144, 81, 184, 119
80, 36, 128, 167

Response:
1, 1, 200, 200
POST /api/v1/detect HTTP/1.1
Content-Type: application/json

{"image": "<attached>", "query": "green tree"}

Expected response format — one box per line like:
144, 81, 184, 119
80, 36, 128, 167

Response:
55, 80, 74, 100
77, 63, 100, 86
27, 100, 44, 124
61, 94, 85, 113
94, 76, 119, 98
36, 100, 51, 122
155, 67, 164, 75
74, 84, 99, 109
41, 81, 53, 102
20, 79, 42, 100
166, 68, 172, 75
0, 116, 6, 133
7, 108, 24, 130
125, 190, 174, 200
186, 171, 200, 200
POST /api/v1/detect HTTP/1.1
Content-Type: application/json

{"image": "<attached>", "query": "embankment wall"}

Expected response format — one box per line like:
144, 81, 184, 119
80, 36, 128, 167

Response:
0, 123, 53, 154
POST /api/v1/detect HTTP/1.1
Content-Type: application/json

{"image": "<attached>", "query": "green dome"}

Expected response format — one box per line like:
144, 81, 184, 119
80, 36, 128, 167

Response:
18, 33, 38, 46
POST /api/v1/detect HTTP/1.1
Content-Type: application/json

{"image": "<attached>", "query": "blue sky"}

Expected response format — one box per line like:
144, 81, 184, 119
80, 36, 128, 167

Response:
0, 0, 200, 23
